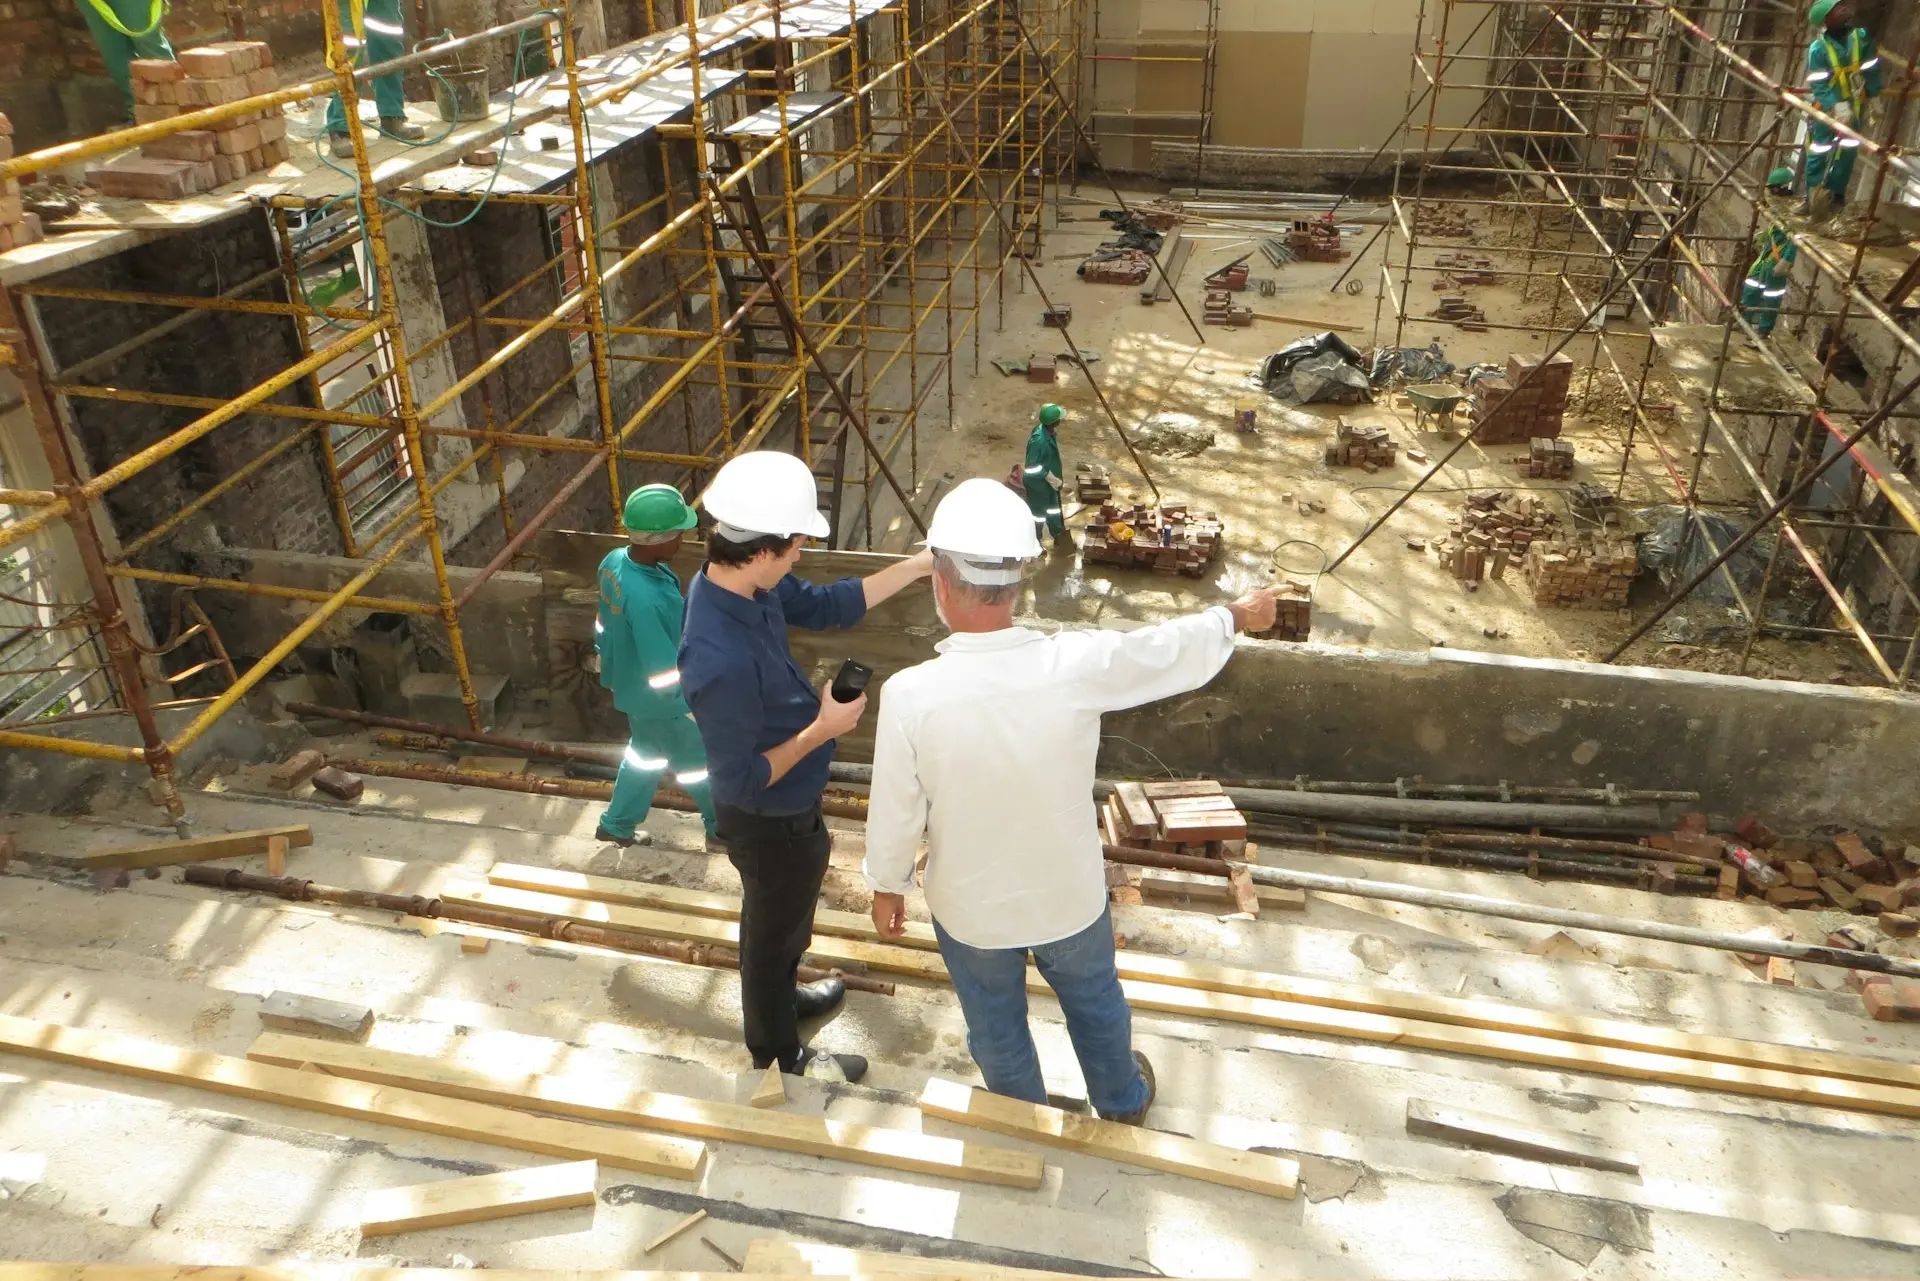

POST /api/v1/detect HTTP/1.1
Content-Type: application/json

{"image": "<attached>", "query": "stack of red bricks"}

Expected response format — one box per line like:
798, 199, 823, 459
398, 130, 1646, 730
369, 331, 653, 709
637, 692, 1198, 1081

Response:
87, 45, 287, 200
1522, 530, 1638, 607
0, 114, 45, 254
1247, 578, 1312, 642
1436, 490, 1554, 583
1470, 352, 1575, 445
1203, 289, 1252, 326
1081, 502, 1223, 577
1324, 419, 1397, 471
1286, 217, 1348, 262
1103, 779, 1249, 859
1073, 461, 1111, 503
1517, 436, 1576, 479
1082, 249, 1152, 284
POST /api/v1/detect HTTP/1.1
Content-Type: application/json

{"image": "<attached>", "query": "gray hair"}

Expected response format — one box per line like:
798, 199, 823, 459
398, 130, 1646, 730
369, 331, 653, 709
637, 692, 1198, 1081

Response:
933, 551, 1023, 607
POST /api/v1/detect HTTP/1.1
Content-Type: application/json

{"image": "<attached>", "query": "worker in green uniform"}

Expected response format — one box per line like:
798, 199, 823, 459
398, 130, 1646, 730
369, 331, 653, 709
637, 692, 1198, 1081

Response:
1022, 403, 1070, 549
325, 0, 428, 158
1740, 168, 1800, 338
77, 0, 174, 122
594, 484, 719, 849
1802, 0, 1882, 219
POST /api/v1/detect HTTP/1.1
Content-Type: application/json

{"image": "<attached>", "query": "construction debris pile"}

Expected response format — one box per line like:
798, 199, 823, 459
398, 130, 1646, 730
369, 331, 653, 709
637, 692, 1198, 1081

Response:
1436, 490, 1556, 584
1415, 203, 1473, 238
88, 46, 288, 198
1524, 530, 1639, 608
1247, 579, 1313, 642
1081, 249, 1154, 285
1517, 436, 1577, 479
1325, 419, 1399, 471
1470, 353, 1574, 444
1433, 251, 1499, 288
1102, 779, 1250, 858
1706, 823, 1920, 928
1074, 461, 1112, 503
1286, 216, 1349, 262
1080, 502, 1224, 577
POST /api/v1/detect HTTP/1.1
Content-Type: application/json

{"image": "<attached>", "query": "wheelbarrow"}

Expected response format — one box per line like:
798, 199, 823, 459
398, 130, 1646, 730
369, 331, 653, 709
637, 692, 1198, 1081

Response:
1406, 382, 1468, 433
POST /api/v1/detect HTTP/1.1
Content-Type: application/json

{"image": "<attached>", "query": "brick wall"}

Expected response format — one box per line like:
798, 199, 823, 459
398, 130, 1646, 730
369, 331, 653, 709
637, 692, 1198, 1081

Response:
31, 211, 347, 605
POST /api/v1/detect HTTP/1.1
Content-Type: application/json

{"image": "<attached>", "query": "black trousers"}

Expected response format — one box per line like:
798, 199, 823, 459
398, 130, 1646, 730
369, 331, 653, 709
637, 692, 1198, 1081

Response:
717, 800, 831, 1070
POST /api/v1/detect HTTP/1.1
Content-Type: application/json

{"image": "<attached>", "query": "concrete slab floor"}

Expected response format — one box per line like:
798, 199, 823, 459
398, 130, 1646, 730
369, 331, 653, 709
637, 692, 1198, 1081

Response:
871, 188, 1866, 687
5, 768, 1920, 1277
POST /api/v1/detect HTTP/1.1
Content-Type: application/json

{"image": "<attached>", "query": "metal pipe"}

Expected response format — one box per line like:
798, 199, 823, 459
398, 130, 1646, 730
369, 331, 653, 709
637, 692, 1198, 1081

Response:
285, 701, 614, 761
1218, 777, 1699, 803
1225, 785, 1669, 831
1244, 829, 1718, 892
179, 865, 894, 995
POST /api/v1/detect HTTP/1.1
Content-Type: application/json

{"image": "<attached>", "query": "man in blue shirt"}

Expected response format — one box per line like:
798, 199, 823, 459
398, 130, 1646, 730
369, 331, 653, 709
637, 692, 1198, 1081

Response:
593, 484, 717, 849
680, 451, 932, 1082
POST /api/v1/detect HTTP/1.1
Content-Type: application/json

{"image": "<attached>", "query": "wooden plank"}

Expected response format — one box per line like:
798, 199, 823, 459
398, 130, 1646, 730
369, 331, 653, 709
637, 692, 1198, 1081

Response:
0, 1269, 765, 1281
1137, 779, 1224, 799
1135, 870, 1306, 912
1110, 782, 1157, 837
258, 992, 374, 1041
1144, 795, 1240, 815
643, 1207, 708, 1253
1404, 1098, 1639, 1173
919, 1077, 1299, 1199
475, 871, 1920, 1098
741, 1240, 1083, 1277
247, 1032, 1045, 1189
750, 1062, 785, 1108
359, 1160, 598, 1236
265, 834, 289, 877
1159, 813, 1248, 843
0, 1014, 706, 1178
70, 824, 313, 870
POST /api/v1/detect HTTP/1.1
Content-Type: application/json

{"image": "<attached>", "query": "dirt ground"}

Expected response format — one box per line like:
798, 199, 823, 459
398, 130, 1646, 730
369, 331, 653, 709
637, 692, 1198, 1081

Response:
882, 187, 1859, 684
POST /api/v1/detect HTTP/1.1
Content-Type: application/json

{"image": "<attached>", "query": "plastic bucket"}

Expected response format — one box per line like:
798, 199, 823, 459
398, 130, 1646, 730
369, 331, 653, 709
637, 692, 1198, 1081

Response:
428, 64, 490, 122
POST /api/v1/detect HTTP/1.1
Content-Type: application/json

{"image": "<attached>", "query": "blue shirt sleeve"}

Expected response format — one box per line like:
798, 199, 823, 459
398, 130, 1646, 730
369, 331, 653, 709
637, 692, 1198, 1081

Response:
772, 573, 868, 631
682, 644, 775, 802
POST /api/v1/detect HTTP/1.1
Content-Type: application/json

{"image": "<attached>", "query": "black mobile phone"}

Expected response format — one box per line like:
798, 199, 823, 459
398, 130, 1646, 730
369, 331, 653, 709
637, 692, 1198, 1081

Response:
830, 659, 873, 703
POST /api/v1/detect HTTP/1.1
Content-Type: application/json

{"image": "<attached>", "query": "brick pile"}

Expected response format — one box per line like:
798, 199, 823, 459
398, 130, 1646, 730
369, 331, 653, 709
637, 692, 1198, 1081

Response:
1517, 436, 1576, 479
1203, 289, 1252, 326
1523, 530, 1638, 608
1286, 217, 1348, 262
88, 45, 288, 199
1247, 578, 1312, 642
1414, 203, 1471, 238
1471, 352, 1574, 445
1430, 296, 1488, 330
1135, 197, 1183, 231
1103, 779, 1249, 860
0, 114, 45, 254
1663, 822, 1920, 930
1435, 489, 1555, 583
1206, 261, 1250, 290
1074, 461, 1111, 503
1324, 419, 1397, 470
1081, 501, 1223, 577
1082, 249, 1152, 284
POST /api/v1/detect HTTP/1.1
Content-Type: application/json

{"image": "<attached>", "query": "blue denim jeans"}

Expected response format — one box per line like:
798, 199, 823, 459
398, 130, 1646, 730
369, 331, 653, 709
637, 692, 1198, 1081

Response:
932, 906, 1149, 1118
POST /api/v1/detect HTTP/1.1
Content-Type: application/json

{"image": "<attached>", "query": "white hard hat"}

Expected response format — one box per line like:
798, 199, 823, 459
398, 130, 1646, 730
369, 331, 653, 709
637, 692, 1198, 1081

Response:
701, 450, 830, 540
924, 477, 1043, 583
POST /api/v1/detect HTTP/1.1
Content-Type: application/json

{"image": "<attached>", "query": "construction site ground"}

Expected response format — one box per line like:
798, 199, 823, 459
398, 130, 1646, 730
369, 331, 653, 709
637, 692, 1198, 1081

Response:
883, 187, 1859, 686
5, 748, 1920, 1277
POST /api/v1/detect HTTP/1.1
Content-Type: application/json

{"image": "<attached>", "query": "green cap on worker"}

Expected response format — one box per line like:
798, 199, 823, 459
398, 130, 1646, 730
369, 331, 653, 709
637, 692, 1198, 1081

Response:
1767, 166, 1796, 189
1038, 403, 1064, 427
622, 483, 698, 535
1808, 0, 1840, 24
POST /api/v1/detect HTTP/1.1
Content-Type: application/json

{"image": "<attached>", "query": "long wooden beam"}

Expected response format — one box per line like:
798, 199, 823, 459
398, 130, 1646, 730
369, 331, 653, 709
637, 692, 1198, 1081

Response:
452, 879, 1920, 1120
71, 824, 313, 869
481, 864, 1920, 1095
0, 1014, 706, 1178
359, 1160, 599, 1236
247, 1032, 1046, 1190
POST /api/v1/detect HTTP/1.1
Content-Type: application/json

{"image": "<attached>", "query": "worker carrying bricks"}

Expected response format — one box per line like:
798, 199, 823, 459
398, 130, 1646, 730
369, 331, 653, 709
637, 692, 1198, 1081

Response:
1802, 0, 1882, 221
591, 484, 718, 851
77, 0, 174, 121
325, 0, 428, 157
1022, 403, 1071, 551
862, 478, 1278, 1124
1740, 168, 1800, 339
678, 451, 933, 1083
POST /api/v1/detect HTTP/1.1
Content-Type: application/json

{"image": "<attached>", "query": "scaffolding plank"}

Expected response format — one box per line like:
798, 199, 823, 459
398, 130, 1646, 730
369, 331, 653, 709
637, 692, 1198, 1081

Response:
359, 1160, 599, 1237
1404, 1098, 1640, 1173
247, 1032, 1045, 1189
69, 824, 313, 870
0, 1014, 706, 1178
918, 1077, 1300, 1199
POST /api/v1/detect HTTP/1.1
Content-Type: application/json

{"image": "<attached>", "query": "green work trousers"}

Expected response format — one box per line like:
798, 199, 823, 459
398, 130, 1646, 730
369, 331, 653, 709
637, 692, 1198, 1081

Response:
325, 0, 408, 133
78, 0, 174, 115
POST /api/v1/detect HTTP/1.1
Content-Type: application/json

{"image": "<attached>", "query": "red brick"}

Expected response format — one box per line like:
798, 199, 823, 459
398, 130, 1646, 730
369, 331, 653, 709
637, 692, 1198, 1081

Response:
212, 123, 262, 155
20, 211, 40, 243
0, 223, 15, 253
1834, 832, 1880, 873
256, 114, 286, 144
244, 146, 264, 172
200, 74, 250, 105
1879, 912, 1918, 938
177, 46, 238, 78
245, 66, 278, 96
131, 102, 178, 124
141, 129, 217, 162
1862, 978, 1920, 1022
260, 137, 289, 166
203, 40, 260, 73
193, 160, 218, 190
0, 135, 10, 162
85, 156, 197, 200
130, 57, 183, 82
210, 152, 239, 185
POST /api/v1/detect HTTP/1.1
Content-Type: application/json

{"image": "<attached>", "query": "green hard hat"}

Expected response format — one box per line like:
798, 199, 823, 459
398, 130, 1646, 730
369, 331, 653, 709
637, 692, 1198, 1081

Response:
1038, 403, 1065, 426
621, 483, 698, 534
1809, 0, 1839, 24
1767, 166, 1796, 188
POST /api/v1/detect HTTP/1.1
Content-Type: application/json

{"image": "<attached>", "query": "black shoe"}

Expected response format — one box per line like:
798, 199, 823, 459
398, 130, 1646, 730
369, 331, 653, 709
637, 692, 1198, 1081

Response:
594, 826, 652, 848
794, 977, 846, 1019
1103, 1051, 1156, 1125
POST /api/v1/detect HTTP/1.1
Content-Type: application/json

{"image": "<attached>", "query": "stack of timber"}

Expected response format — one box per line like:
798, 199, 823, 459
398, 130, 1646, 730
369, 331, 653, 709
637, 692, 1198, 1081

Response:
1101, 779, 1249, 857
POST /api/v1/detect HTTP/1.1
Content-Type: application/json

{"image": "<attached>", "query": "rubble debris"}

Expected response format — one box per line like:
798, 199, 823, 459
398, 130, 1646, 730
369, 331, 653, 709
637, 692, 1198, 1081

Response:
1433, 251, 1499, 287
1081, 502, 1223, 577
1435, 490, 1555, 583
1127, 413, 1215, 458
1247, 579, 1313, 642
1516, 436, 1576, 479
1415, 203, 1472, 238
1862, 978, 1920, 1021
1325, 419, 1399, 470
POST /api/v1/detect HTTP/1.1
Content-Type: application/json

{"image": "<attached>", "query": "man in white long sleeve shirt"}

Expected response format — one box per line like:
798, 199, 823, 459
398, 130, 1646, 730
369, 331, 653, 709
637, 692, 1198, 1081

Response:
863, 479, 1277, 1123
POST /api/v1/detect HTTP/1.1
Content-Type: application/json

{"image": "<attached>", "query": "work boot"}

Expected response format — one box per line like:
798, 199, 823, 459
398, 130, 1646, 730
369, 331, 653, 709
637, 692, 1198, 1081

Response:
380, 115, 428, 141
794, 976, 846, 1019
328, 132, 356, 159
1103, 1051, 1157, 1126
593, 825, 652, 848
1808, 187, 1835, 223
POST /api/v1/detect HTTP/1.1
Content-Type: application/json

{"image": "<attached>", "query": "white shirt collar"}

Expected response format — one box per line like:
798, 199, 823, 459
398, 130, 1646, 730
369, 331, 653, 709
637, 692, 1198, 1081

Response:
933, 626, 1047, 654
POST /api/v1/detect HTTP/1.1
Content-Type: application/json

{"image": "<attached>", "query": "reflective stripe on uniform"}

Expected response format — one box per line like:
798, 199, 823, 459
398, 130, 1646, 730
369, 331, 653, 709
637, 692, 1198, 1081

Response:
1861, 57, 1881, 70
1744, 276, 1768, 289
1840, 138, 1862, 148
1808, 69, 1831, 80
623, 746, 669, 770
1763, 287, 1788, 298
1809, 140, 1836, 153
675, 769, 709, 785
363, 14, 403, 33
647, 668, 681, 689
1023, 465, 1044, 474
